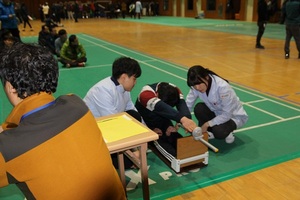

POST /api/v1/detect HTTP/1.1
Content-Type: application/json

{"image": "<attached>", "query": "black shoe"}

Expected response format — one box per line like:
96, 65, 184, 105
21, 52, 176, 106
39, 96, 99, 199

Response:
285, 53, 289, 59
256, 44, 265, 49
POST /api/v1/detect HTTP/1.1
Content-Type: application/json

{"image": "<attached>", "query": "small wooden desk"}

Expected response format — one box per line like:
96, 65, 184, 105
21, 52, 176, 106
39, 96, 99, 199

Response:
96, 113, 158, 200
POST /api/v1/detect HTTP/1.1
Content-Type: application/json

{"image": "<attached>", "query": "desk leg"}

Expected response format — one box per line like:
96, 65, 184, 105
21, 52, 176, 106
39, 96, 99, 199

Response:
140, 143, 150, 200
117, 152, 126, 192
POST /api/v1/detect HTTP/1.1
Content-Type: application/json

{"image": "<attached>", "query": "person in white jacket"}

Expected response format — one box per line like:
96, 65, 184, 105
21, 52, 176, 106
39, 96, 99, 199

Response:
186, 65, 248, 144
135, 0, 142, 19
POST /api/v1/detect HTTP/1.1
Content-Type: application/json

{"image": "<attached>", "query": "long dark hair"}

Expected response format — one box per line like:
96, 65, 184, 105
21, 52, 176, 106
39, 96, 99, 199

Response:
187, 65, 228, 87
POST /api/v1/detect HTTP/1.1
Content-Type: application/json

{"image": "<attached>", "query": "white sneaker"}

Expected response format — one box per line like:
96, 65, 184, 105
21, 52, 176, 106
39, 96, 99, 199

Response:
225, 133, 235, 144
207, 131, 214, 139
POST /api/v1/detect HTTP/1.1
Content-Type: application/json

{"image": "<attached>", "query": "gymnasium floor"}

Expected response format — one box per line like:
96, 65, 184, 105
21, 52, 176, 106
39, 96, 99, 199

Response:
121, 17, 286, 40
0, 31, 299, 199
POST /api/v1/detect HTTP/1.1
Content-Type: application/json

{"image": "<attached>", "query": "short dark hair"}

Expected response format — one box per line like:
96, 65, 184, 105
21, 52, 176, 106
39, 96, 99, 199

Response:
41, 25, 49, 31
69, 34, 77, 43
0, 29, 15, 46
112, 57, 142, 79
1, 29, 13, 40
58, 29, 67, 36
157, 82, 180, 107
0, 43, 59, 99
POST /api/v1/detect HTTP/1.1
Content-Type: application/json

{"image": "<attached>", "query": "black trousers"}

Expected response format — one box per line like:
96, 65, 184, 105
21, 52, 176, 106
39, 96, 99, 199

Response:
284, 24, 300, 54
194, 102, 237, 139
148, 115, 182, 157
256, 21, 266, 46
155, 132, 182, 157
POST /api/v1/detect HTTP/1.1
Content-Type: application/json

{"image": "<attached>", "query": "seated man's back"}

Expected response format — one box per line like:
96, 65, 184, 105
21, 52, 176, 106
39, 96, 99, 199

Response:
0, 43, 125, 200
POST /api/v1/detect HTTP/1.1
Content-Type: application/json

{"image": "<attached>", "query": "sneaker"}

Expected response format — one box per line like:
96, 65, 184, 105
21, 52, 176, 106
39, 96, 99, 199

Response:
207, 131, 214, 139
225, 133, 235, 144
78, 62, 85, 67
285, 53, 289, 59
255, 44, 265, 49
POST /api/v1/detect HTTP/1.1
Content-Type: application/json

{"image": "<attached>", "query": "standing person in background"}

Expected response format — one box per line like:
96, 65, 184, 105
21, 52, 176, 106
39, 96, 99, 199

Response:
14, 1, 22, 24
255, 0, 271, 49
20, 2, 33, 32
279, 0, 288, 24
129, 1, 135, 18
154, 1, 159, 16
66, 1, 74, 20
42, 2, 50, 19
121, 1, 127, 18
135, 0, 142, 19
52, 2, 63, 26
73, 1, 79, 22
60, 34, 87, 67
186, 65, 248, 144
39, 4, 44, 22
281, 0, 300, 59
149, 1, 154, 16
0, 0, 21, 41
90, 1, 95, 18
0, 42, 126, 200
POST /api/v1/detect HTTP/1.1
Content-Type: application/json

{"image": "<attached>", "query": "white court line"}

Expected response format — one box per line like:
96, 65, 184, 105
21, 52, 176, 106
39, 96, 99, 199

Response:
80, 34, 299, 111
76, 35, 300, 133
245, 99, 268, 104
79, 34, 300, 110
233, 86, 300, 112
235, 115, 300, 133
244, 103, 284, 120
59, 64, 110, 71
80, 34, 188, 72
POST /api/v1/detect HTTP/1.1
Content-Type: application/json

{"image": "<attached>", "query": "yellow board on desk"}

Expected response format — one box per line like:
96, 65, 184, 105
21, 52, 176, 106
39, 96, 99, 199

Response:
97, 114, 149, 143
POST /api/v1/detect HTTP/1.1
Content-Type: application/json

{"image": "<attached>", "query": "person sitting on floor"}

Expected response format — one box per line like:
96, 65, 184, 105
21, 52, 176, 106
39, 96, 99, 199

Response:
55, 29, 67, 57
135, 82, 197, 157
83, 56, 142, 169
38, 25, 56, 55
0, 29, 17, 49
0, 42, 126, 200
186, 65, 248, 144
59, 34, 87, 67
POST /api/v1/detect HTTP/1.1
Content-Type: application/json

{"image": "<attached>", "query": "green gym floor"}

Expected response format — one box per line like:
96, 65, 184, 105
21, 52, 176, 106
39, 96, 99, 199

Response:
121, 16, 286, 39
0, 18, 299, 200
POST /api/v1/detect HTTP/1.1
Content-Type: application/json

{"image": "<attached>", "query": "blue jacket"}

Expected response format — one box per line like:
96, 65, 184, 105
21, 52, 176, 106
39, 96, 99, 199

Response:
0, 1, 18, 29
